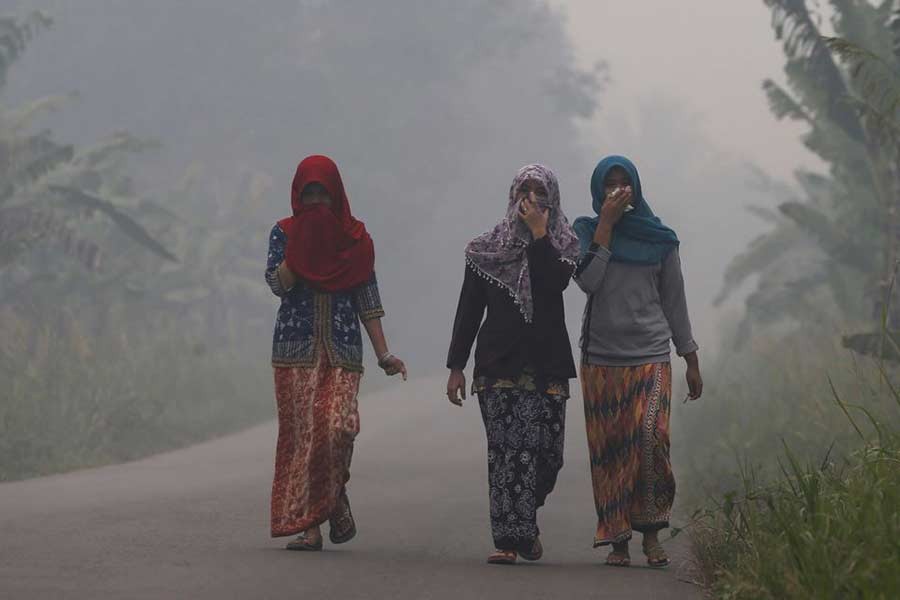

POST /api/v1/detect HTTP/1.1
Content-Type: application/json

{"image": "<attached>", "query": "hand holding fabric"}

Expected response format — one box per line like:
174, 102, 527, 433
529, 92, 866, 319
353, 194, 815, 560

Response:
277, 155, 375, 292
518, 192, 550, 239
598, 186, 631, 229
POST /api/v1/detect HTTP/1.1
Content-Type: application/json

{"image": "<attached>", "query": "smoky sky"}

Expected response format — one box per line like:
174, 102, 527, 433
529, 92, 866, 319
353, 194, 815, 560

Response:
7, 0, 781, 371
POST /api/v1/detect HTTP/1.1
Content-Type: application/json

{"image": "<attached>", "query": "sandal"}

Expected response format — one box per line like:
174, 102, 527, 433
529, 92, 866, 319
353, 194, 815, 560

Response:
328, 491, 357, 545
519, 536, 543, 562
487, 549, 518, 565
286, 529, 323, 551
642, 539, 670, 568
605, 542, 631, 567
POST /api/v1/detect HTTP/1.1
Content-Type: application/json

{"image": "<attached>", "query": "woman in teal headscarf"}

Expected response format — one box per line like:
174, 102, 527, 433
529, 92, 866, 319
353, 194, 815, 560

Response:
573, 155, 703, 568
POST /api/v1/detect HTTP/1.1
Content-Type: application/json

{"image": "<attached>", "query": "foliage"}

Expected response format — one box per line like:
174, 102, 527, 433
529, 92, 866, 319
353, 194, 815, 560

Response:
689, 396, 899, 599
0, 12, 277, 480
687, 6, 900, 595
0, 13, 174, 273
717, 1, 900, 361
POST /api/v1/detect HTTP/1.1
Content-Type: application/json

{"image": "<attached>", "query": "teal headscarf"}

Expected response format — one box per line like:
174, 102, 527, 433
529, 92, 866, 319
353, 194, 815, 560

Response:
572, 155, 679, 265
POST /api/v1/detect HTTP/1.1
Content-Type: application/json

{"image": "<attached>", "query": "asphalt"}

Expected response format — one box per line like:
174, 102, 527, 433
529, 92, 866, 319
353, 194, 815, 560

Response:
0, 375, 704, 599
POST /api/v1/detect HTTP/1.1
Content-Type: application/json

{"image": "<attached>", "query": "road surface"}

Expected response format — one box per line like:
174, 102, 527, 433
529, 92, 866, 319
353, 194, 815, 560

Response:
0, 375, 703, 599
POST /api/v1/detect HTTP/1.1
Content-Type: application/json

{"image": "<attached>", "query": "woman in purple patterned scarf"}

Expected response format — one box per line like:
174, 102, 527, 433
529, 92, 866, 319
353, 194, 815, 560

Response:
445, 164, 581, 565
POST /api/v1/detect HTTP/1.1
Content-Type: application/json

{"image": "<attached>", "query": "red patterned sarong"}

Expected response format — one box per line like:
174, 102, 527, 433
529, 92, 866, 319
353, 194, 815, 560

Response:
270, 350, 361, 537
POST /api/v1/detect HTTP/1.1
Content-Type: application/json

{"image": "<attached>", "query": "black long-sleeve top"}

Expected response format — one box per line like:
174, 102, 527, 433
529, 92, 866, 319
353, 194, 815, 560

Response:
446, 236, 577, 380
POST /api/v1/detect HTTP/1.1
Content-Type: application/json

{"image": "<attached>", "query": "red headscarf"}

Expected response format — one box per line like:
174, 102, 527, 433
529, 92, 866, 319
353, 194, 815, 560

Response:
278, 155, 375, 292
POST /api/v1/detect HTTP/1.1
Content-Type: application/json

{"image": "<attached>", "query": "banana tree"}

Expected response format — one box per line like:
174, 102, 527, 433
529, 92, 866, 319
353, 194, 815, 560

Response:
0, 12, 175, 275
718, 1, 900, 360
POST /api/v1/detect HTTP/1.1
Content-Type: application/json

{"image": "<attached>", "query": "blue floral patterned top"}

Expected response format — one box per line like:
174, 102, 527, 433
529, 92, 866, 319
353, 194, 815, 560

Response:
266, 223, 385, 372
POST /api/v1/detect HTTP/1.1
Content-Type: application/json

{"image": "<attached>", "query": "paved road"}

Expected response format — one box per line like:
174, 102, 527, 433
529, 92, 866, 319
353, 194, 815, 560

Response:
0, 376, 703, 599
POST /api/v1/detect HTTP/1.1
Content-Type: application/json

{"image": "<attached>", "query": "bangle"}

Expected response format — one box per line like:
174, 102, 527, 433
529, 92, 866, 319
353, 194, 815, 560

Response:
377, 352, 394, 366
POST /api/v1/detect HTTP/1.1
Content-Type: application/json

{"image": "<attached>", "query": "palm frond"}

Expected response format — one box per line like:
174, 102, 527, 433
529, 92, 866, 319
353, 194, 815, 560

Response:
825, 36, 900, 104
824, 36, 900, 146
0, 11, 52, 89
744, 162, 802, 200
842, 95, 900, 147
793, 170, 834, 205
745, 204, 784, 224
764, 0, 866, 141
763, 79, 813, 122
829, 0, 890, 56
778, 201, 872, 271
715, 226, 803, 305
0, 205, 101, 271
731, 271, 828, 348
4, 93, 76, 133
5, 133, 74, 191
48, 185, 178, 262
135, 197, 184, 223
72, 132, 160, 171
730, 2, 897, 343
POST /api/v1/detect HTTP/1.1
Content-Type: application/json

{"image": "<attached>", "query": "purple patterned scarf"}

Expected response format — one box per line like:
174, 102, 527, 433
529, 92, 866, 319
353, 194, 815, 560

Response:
465, 164, 580, 322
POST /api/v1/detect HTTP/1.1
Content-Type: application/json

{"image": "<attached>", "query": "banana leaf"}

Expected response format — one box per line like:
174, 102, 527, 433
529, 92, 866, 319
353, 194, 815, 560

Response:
48, 185, 178, 262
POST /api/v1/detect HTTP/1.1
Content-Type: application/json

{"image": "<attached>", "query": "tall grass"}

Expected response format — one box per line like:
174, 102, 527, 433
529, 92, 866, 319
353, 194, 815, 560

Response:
0, 333, 273, 481
689, 432, 899, 598
0, 309, 394, 482
673, 325, 892, 503
684, 329, 900, 598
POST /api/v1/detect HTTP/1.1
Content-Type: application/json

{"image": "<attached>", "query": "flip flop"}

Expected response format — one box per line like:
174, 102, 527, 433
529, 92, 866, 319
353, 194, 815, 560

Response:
328, 492, 357, 545
605, 545, 631, 567
643, 540, 670, 568
286, 530, 323, 551
487, 549, 518, 565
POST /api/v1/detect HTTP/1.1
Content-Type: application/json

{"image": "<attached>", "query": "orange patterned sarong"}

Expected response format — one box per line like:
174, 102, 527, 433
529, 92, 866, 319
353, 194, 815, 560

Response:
580, 362, 675, 546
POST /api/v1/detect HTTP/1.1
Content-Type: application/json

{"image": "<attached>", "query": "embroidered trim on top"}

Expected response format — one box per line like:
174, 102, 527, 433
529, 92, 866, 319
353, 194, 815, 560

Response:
465, 256, 575, 324
593, 528, 633, 547
466, 257, 532, 322
265, 267, 287, 297
633, 364, 669, 527
357, 308, 385, 322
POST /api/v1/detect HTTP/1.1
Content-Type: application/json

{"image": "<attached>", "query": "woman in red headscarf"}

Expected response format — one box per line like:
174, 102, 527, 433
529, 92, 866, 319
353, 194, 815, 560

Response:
265, 155, 407, 551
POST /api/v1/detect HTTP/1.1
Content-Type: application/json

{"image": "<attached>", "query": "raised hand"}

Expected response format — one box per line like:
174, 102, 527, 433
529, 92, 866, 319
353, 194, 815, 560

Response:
599, 185, 632, 227
593, 186, 632, 248
518, 191, 549, 239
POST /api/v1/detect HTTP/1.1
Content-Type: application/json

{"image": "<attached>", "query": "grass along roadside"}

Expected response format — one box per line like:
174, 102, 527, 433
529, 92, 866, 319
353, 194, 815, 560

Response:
686, 371, 900, 598
0, 343, 401, 483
